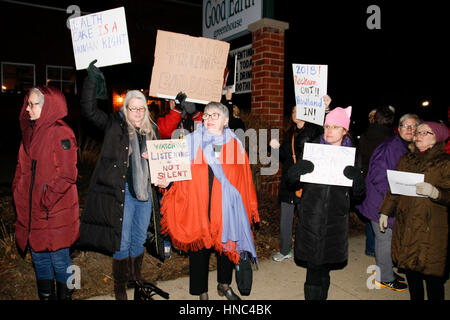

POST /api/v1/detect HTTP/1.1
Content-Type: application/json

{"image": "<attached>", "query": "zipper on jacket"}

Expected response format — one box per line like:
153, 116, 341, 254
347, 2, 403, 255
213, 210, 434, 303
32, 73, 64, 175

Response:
43, 184, 49, 220
28, 160, 37, 244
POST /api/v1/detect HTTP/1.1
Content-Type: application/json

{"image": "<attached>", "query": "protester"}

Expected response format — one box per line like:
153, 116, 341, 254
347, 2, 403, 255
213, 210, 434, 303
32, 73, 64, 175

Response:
356, 113, 420, 291
358, 106, 395, 257
160, 101, 259, 300
12, 86, 79, 300
222, 88, 245, 131
379, 121, 449, 300
268, 95, 331, 262
157, 92, 202, 139
78, 61, 162, 300
288, 106, 365, 300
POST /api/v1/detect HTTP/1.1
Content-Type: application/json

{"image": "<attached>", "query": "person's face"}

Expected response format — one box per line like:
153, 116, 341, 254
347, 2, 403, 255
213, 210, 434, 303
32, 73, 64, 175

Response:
203, 107, 228, 135
414, 124, 436, 152
398, 118, 418, 142
127, 98, 147, 127
291, 106, 305, 129
324, 124, 347, 146
26, 92, 43, 120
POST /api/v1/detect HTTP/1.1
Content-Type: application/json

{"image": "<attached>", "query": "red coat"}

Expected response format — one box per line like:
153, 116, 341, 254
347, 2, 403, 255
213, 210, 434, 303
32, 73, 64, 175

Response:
12, 86, 79, 252
157, 108, 203, 139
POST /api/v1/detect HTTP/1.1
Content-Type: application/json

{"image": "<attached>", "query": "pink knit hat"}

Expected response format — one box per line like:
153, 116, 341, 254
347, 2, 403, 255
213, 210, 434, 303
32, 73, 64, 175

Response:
324, 106, 352, 130
421, 121, 449, 143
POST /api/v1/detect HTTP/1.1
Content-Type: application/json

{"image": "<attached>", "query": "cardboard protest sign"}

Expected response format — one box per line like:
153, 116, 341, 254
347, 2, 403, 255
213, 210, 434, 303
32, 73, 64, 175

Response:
387, 170, 425, 197
292, 64, 328, 126
149, 30, 230, 104
146, 139, 192, 183
69, 7, 131, 70
300, 143, 355, 187
228, 44, 252, 94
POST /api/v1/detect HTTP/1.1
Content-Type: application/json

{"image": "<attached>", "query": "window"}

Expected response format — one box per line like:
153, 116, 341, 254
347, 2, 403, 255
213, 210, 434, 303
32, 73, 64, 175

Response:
1, 62, 35, 93
46, 65, 77, 95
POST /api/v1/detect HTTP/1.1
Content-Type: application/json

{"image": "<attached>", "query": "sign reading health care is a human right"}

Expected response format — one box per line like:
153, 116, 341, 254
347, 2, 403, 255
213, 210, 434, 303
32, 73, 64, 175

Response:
292, 64, 328, 126
69, 7, 131, 70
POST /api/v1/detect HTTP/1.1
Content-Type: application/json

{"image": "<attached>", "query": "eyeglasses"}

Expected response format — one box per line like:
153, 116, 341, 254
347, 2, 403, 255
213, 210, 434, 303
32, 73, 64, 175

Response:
27, 101, 40, 108
399, 124, 417, 130
415, 131, 434, 137
324, 125, 342, 130
202, 113, 221, 120
127, 107, 146, 113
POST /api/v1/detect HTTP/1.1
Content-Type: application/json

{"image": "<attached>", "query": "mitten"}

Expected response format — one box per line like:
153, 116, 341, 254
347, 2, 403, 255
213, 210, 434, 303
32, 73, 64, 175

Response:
183, 102, 197, 115
343, 165, 365, 195
416, 182, 439, 199
287, 160, 314, 183
87, 60, 107, 99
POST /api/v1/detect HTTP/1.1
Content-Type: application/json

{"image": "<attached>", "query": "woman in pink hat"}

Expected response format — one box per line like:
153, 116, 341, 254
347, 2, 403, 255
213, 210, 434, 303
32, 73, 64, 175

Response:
287, 106, 365, 300
379, 121, 449, 300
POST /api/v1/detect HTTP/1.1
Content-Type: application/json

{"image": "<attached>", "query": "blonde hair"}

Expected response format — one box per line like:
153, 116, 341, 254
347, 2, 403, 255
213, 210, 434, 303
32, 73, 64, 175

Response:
120, 90, 156, 139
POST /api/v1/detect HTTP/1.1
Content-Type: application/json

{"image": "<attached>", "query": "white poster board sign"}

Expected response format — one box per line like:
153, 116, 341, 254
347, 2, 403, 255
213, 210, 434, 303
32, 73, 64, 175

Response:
146, 139, 192, 183
69, 7, 131, 70
387, 170, 425, 197
300, 143, 355, 187
292, 64, 328, 126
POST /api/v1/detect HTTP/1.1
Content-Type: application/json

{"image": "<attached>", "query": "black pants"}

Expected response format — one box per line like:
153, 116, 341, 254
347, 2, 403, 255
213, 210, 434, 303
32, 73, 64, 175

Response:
306, 263, 330, 286
189, 248, 234, 295
404, 269, 445, 300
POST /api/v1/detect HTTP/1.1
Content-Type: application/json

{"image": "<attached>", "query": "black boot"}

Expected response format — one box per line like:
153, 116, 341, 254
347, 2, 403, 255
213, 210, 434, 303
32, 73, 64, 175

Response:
112, 257, 130, 300
127, 253, 144, 289
36, 279, 56, 300
321, 277, 330, 300
304, 284, 323, 300
56, 282, 74, 300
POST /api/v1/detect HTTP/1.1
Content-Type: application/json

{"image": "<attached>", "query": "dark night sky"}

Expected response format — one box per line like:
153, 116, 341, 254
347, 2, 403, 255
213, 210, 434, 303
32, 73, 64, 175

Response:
2, 0, 448, 130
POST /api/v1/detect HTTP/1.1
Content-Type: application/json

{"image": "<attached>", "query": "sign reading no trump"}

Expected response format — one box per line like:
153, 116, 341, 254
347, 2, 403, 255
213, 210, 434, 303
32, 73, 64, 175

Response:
149, 30, 230, 104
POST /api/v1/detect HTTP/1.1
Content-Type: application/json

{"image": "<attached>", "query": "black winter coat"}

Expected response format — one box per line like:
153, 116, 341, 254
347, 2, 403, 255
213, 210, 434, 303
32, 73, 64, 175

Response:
294, 136, 364, 269
278, 123, 323, 204
77, 79, 160, 254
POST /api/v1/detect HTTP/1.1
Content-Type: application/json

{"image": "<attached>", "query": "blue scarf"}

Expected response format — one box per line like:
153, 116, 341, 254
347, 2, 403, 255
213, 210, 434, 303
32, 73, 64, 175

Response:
185, 124, 258, 264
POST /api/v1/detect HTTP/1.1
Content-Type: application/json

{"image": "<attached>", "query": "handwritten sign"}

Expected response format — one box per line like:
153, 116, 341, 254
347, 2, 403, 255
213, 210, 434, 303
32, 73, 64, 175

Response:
149, 30, 230, 104
146, 139, 192, 183
292, 64, 328, 126
69, 7, 131, 70
387, 170, 425, 197
300, 143, 355, 187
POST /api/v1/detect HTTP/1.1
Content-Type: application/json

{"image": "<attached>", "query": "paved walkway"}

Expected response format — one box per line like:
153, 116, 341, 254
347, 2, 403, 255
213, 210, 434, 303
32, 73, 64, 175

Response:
88, 234, 449, 300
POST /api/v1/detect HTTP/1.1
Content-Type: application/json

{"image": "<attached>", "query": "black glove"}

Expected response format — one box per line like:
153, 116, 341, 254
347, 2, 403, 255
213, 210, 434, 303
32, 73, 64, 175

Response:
287, 160, 314, 183
87, 60, 107, 100
343, 165, 365, 195
174, 92, 186, 113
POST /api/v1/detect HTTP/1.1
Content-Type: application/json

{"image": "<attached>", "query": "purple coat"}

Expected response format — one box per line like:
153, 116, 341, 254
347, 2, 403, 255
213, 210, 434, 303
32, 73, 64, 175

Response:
356, 135, 408, 229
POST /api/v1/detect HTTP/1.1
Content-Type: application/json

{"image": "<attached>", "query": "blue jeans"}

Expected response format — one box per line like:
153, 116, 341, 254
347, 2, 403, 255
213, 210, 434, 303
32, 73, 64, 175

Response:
365, 222, 375, 255
113, 183, 152, 260
30, 248, 72, 283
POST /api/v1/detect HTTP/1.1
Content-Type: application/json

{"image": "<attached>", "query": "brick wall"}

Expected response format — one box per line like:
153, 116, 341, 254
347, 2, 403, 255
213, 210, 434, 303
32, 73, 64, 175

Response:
248, 19, 289, 196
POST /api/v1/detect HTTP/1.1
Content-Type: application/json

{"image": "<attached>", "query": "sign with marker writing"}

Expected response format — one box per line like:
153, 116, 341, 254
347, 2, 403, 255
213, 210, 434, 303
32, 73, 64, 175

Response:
69, 7, 131, 70
149, 30, 230, 104
292, 64, 328, 126
146, 139, 192, 183
386, 170, 425, 197
228, 44, 253, 94
300, 143, 355, 187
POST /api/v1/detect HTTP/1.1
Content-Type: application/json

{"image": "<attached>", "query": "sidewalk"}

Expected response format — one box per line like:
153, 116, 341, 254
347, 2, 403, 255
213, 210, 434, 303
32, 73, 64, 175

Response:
88, 234, 449, 300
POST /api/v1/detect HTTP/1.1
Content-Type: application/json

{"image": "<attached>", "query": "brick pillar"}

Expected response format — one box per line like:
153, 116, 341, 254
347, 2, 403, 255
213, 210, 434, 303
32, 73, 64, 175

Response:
248, 18, 289, 196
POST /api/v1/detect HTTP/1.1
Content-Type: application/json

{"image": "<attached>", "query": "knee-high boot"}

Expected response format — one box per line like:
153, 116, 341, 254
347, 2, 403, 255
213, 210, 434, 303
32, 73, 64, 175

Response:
127, 253, 145, 288
36, 279, 56, 300
56, 281, 74, 300
112, 257, 130, 300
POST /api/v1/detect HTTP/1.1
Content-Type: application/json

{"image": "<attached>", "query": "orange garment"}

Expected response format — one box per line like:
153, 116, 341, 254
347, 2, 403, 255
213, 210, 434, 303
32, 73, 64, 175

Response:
161, 137, 259, 264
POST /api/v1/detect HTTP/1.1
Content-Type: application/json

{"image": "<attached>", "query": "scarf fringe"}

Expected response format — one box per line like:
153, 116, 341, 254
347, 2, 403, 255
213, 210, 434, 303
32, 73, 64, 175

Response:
161, 214, 241, 265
